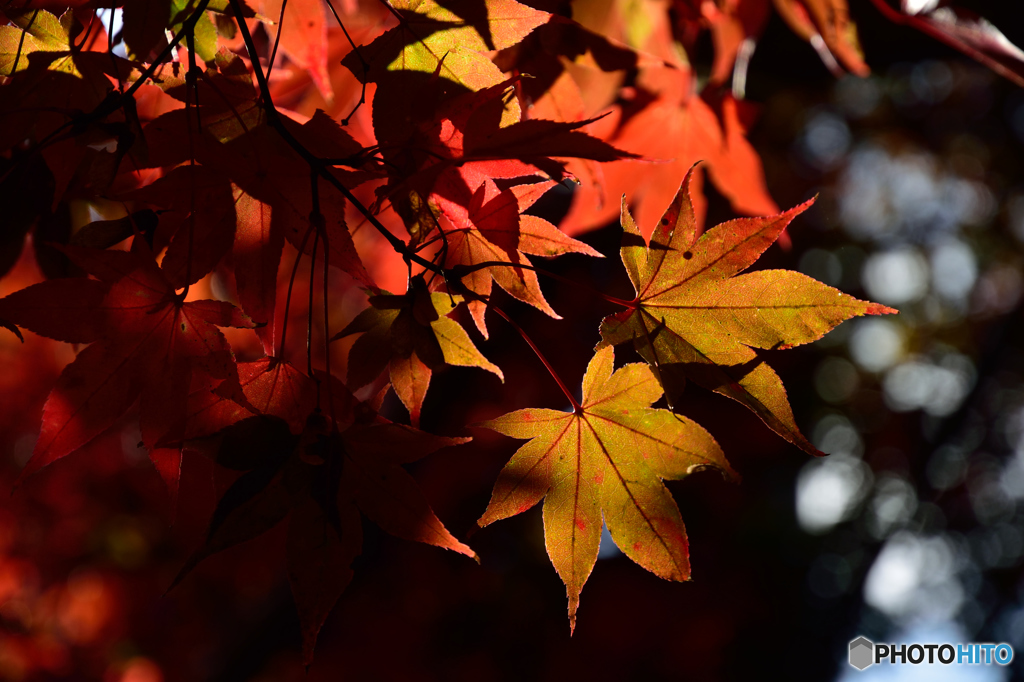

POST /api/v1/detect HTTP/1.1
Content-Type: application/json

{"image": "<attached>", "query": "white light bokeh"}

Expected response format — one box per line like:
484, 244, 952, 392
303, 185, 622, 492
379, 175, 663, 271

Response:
903, 0, 942, 16
862, 248, 930, 304
849, 318, 905, 372
930, 240, 977, 301
863, 532, 963, 622
796, 456, 872, 534
967, 460, 1014, 526
96, 9, 127, 58
867, 475, 919, 539
801, 112, 852, 169
838, 145, 993, 242
797, 416, 870, 534
882, 353, 974, 417
926, 445, 969, 491
799, 248, 843, 287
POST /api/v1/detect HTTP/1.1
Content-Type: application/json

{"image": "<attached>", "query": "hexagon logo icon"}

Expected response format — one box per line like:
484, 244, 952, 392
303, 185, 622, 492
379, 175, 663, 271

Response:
849, 637, 874, 670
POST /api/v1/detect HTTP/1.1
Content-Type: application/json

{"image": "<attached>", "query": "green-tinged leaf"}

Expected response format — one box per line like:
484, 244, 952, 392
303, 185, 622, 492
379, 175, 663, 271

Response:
0, 9, 69, 76
602, 166, 896, 455
390, 351, 432, 427
478, 345, 734, 632
333, 279, 501, 423
347, 0, 549, 96
390, 0, 550, 51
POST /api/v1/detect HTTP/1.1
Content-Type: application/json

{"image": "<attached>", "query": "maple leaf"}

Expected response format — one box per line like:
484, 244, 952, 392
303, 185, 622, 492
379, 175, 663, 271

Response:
173, 363, 475, 664
142, 77, 380, 351
182, 356, 329, 441
773, 0, 869, 77
0, 8, 75, 76
599, 167, 896, 455
365, 76, 627, 334
121, 0, 220, 63
144, 48, 267, 149
492, 16, 661, 124
344, 0, 551, 102
442, 178, 603, 335
125, 164, 236, 289
0, 241, 255, 497
477, 344, 734, 632
0, 7, 132, 146
373, 76, 634, 214
868, 0, 1024, 88
703, 0, 772, 88
261, 0, 332, 100
560, 68, 778, 238
333, 276, 502, 425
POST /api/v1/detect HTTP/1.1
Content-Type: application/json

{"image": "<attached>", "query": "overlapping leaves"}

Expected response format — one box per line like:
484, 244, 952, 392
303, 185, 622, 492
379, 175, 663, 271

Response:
0, 0, 927, 664
333, 276, 502, 424
171, 360, 475, 664
600, 167, 896, 454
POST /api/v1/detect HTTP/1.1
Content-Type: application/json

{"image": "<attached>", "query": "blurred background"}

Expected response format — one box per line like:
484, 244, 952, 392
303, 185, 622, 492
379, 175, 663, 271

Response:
4, 1, 1024, 680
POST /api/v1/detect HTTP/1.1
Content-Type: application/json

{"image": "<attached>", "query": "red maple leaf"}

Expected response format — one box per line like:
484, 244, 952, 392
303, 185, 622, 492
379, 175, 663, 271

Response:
0, 239, 256, 497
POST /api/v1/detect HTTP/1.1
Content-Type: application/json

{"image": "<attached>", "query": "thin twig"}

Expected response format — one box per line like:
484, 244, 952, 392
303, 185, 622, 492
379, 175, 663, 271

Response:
308, 227, 320, 381
323, 0, 368, 125
492, 306, 581, 413
278, 222, 316, 361
266, 0, 288, 84
226, 0, 441, 276
321, 217, 337, 430
0, 0, 214, 185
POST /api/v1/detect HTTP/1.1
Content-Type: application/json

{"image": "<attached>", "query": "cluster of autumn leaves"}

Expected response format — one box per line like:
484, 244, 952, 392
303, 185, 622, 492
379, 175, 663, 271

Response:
0, 0, 893, 662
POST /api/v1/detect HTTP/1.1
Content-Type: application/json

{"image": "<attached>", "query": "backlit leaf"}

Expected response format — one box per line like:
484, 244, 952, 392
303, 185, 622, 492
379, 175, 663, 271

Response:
478, 345, 734, 632
600, 166, 896, 455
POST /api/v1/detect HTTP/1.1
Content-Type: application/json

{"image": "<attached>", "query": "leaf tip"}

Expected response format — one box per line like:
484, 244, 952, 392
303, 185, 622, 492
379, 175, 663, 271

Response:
867, 303, 899, 316
1, 321, 24, 343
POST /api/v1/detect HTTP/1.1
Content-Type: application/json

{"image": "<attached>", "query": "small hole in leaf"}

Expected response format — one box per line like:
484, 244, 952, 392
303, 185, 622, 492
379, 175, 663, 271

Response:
660, 218, 669, 225
683, 251, 693, 259
181, 323, 186, 331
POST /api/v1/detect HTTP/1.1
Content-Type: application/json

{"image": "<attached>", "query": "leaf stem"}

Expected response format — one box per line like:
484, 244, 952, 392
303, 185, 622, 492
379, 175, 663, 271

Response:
321, 216, 337, 430
308, 227, 320, 382
278, 222, 316, 360
182, 28, 201, 297
492, 306, 581, 413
